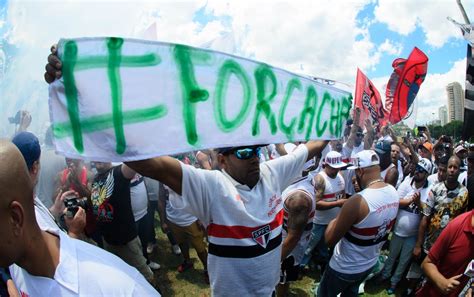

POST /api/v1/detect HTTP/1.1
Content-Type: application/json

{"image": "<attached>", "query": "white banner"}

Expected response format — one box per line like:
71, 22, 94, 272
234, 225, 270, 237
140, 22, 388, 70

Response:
49, 37, 352, 161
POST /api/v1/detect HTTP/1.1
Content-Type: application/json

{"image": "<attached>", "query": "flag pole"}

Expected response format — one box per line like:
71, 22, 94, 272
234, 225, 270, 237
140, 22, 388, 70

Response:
456, 0, 471, 24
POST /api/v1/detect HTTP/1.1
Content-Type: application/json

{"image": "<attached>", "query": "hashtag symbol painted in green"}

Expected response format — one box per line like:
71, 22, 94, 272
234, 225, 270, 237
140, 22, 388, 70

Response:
55, 37, 165, 154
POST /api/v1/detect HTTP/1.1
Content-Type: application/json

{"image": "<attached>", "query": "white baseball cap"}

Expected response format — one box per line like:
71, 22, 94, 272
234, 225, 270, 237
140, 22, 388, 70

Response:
347, 150, 380, 170
416, 158, 432, 173
324, 151, 347, 169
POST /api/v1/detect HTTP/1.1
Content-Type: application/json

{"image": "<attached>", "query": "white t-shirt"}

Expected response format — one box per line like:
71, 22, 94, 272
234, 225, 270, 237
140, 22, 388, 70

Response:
341, 143, 363, 195
165, 185, 198, 227
172, 145, 308, 297
458, 171, 468, 186
428, 173, 441, 185
396, 160, 404, 188
34, 196, 63, 232
393, 177, 431, 237
10, 229, 159, 296
130, 175, 148, 222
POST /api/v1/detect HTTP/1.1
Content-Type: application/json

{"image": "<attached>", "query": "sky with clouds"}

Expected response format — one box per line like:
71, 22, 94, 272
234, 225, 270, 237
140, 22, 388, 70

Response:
0, 0, 472, 137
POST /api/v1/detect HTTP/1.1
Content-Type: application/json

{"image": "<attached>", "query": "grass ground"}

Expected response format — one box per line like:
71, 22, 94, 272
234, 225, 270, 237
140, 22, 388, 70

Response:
148, 217, 404, 297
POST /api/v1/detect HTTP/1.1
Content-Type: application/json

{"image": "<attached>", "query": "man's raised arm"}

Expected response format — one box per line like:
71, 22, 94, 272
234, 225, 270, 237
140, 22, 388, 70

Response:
305, 140, 329, 162
126, 157, 183, 195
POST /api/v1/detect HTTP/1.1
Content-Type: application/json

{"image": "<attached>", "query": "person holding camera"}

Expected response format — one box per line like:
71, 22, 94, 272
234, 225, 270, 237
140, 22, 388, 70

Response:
11, 131, 86, 240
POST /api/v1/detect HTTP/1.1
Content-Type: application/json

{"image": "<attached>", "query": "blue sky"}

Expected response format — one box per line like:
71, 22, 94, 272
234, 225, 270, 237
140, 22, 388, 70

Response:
0, 0, 472, 137
357, 1, 466, 77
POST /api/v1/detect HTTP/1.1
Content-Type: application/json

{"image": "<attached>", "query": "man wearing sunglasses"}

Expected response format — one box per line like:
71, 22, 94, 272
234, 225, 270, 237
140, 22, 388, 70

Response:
122, 140, 328, 297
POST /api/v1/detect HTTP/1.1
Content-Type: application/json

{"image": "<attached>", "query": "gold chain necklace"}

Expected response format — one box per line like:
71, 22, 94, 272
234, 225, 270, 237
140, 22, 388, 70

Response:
366, 178, 384, 188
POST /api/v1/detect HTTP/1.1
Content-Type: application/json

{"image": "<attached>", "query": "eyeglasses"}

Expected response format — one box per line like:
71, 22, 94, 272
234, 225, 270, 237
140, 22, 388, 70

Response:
356, 132, 364, 137
231, 147, 261, 160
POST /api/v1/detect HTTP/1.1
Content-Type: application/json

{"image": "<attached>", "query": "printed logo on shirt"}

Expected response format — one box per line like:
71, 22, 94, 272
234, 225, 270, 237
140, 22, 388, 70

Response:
91, 171, 115, 222
374, 219, 390, 242
252, 224, 271, 248
20, 291, 30, 297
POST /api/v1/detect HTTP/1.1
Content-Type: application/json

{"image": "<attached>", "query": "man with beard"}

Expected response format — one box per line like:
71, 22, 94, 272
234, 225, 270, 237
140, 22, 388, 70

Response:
317, 150, 399, 296
380, 158, 432, 294
299, 151, 347, 270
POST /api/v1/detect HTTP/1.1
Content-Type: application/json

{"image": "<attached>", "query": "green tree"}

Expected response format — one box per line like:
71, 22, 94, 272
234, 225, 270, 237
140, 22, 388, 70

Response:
443, 121, 463, 141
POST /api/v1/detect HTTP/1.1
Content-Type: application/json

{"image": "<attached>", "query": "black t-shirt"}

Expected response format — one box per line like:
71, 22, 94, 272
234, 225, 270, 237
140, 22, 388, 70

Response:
91, 165, 137, 245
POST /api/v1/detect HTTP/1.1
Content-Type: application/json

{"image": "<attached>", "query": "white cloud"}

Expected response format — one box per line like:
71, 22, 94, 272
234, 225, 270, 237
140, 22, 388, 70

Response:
205, 0, 404, 83
378, 39, 403, 56
413, 58, 466, 124
374, 0, 473, 48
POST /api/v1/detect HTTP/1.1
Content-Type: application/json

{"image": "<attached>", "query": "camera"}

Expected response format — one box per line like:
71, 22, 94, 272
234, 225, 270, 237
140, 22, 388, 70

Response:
8, 111, 21, 124
64, 195, 89, 218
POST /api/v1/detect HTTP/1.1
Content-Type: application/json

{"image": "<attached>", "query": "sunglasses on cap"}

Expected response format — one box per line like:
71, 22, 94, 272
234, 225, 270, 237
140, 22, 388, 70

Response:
415, 165, 427, 174
229, 147, 261, 160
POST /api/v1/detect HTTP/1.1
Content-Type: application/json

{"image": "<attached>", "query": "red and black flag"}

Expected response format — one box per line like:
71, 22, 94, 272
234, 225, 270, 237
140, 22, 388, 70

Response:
354, 68, 388, 126
385, 47, 428, 125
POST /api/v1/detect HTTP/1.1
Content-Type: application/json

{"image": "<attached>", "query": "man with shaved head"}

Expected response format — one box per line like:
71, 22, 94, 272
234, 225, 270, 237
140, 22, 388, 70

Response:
0, 140, 159, 296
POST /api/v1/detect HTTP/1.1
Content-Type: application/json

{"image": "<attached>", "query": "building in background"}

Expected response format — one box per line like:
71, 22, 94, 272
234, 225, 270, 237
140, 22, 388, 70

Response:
438, 105, 448, 126
446, 82, 464, 122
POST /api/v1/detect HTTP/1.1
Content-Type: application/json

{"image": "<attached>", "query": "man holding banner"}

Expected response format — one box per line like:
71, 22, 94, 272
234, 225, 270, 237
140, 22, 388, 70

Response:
44, 43, 330, 297
125, 142, 328, 297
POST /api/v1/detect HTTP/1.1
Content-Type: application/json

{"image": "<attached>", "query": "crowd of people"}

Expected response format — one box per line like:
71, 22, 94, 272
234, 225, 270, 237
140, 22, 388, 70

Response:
0, 54, 472, 297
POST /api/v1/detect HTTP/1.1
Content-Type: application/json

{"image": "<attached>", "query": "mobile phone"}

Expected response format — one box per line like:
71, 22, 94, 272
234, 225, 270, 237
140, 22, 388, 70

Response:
417, 126, 426, 137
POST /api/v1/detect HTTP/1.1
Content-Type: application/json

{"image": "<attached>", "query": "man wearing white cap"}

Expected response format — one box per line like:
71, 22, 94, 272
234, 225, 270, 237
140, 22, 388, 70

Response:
318, 150, 399, 296
380, 158, 432, 294
300, 151, 347, 270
